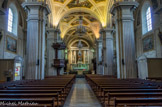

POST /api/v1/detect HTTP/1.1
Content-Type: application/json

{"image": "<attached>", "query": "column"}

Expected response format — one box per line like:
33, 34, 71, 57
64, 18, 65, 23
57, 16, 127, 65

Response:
22, 1, 50, 79
100, 28, 114, 75
96, 38, 102, 74
154, 3, 162, 58
46, 28, 56, 76
56, 30, 65, 75
111, 1, 139, 78
46, 28, 62, 76
58, 49, 65, 75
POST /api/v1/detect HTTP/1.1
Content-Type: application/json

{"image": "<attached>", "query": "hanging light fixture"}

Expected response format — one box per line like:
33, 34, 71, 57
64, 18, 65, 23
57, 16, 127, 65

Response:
76, 16, 86, 36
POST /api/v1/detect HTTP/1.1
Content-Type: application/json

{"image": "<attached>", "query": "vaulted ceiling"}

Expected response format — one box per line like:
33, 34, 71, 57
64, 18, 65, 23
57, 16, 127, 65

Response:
46, 0, 115, 47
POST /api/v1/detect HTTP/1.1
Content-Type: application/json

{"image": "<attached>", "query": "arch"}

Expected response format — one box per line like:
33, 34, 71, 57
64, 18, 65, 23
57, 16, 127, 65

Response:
70, 39, 90, 48
7, 3, 18, 36
56, 8, 101, 27
67, 36, 95, 49
64, 33, 93, 45
141, 1, 153, 35
19, 9, 26, 29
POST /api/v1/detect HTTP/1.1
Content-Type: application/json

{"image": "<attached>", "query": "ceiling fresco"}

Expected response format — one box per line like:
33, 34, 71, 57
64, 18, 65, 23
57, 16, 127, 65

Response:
54, 0, 66, 3
71, 19, 89, 26
84, 16, 97, 22
59, 11, 101, 44
67, 0, 93, 8
49, 0, 114, 27
47, 0, 116, 47
62, 16, 75, 23
67, 29, 76, 34
70, 12, 90, 16
94, 0, 105, 3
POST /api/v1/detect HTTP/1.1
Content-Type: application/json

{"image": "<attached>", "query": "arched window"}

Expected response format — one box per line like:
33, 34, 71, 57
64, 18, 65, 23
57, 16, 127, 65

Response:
146, 7, 152, 32
142, 2, 153, 35
8, 8, 13, 33
7, 4, 18, 36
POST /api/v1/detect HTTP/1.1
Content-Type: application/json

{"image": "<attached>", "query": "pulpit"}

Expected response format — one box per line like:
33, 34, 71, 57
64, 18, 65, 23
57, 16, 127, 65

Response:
52, 42, 66, 76
53, 59, 65, 68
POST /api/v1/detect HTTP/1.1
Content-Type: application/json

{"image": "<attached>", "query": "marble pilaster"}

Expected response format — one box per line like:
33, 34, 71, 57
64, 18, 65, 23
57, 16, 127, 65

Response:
46, 28, 64, 76
46, 28, 56, 76
111, 1, 138, 78
55, 30, 65, 75
22, 1, 50, 79
100, 28, 114, 75
96, 38, 102, 74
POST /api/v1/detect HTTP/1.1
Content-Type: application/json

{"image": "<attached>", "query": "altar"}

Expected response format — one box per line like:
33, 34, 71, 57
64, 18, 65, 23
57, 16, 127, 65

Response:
67, 40, 94, 72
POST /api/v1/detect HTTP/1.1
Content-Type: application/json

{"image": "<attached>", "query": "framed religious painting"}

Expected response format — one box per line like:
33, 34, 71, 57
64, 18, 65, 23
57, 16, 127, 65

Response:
6, 36, 17, 54
142, 35, 154, 52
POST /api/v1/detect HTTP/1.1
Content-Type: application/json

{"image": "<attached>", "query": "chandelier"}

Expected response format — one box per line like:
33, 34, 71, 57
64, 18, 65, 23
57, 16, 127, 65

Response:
76, 16, 86, 36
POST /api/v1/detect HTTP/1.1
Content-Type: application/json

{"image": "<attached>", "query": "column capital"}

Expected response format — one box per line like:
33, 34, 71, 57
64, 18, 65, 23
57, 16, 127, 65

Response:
22, 1, 50, 12
111, 1, 139, 15
46, 28, 55, 32
96, 36, 103, 42
54, 28, 61, 34
22, 1, 51, 20
96, 39, 102, 46
100, 28, 114, 40
96, 39, 102, 42
46, 28, 61, 34
100, 28, 114, 34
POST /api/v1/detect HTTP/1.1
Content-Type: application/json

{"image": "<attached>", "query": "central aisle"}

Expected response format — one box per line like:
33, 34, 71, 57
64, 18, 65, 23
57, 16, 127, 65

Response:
63, 78, 102, 107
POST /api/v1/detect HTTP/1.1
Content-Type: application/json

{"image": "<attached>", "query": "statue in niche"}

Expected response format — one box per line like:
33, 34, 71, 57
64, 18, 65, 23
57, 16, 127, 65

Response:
151, 0, 158, 9
78, 50, 82, 62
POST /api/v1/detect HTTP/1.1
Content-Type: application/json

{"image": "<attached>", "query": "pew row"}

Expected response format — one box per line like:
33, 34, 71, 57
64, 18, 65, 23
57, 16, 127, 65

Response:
85, 74, 162, 107
0, 74, 76, 107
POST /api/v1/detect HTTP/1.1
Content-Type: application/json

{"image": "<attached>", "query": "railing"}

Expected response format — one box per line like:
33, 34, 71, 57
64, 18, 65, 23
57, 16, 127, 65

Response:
71, 64, 89, 71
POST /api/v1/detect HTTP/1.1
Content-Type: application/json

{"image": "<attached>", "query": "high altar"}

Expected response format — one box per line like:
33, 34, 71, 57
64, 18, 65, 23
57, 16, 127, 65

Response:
67, 40, 94, 73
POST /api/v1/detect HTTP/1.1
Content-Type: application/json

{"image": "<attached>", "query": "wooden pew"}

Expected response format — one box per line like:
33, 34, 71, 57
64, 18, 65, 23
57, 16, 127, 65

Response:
0, 98, 55, 107
85, 74, 162, 107
0, 93, 59, 106
102, 89, 162, 105
0, 81, 5, 84
114, 98, 162, 107
0, 75, 76, 107
107, 92, 162, 106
